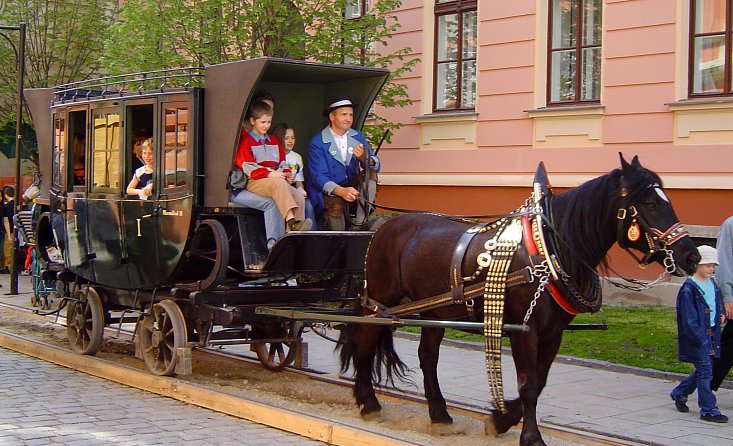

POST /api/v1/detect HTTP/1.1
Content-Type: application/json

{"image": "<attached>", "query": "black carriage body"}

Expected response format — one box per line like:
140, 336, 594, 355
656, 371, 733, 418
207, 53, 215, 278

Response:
25, 58, 389, 291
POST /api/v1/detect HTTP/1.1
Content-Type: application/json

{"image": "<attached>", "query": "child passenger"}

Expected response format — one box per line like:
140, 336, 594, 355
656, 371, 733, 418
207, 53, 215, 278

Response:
671, 245, 728, 423
235, 102, 311, 232
126, 138, 154, 200
271, 123, 317, 230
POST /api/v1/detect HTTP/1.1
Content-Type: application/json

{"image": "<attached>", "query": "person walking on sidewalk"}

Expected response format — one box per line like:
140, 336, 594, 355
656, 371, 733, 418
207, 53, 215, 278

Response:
671, 245, 728, 423
713, 215, 733, 390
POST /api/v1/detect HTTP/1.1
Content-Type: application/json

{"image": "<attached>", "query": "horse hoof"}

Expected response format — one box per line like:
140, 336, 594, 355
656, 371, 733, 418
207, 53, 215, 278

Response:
484, 417, 499, 437
430, 414, 453, 424
360, 409, 382, 421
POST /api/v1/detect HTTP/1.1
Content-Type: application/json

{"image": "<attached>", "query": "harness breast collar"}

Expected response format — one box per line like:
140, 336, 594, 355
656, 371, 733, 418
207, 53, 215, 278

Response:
449, 162, 600, 316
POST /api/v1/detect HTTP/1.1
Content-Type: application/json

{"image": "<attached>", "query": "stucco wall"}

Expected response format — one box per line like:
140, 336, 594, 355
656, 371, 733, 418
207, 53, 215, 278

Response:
372, 0, 733, 233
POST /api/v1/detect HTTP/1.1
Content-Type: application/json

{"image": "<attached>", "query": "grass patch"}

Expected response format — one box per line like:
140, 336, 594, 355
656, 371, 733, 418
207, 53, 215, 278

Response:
401, 304, 695, 374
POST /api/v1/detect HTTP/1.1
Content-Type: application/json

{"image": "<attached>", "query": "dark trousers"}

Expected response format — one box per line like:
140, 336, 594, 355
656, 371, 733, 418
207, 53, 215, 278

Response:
712, 321, 733, 391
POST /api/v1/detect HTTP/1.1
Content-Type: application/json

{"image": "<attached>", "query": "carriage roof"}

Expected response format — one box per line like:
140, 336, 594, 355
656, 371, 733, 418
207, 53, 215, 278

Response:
25, 57, 390, 206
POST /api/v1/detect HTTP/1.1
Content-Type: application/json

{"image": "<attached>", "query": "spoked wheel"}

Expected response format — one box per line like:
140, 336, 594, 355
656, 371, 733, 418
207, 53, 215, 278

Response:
184, 219, 229, 292
66, 287, 105, 355
138, 299, 187, 376
251, 320, 303, 371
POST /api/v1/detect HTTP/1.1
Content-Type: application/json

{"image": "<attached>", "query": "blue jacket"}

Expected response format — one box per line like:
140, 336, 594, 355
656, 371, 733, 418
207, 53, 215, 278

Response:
305, 127, 380, 216
676, 277, 723, 363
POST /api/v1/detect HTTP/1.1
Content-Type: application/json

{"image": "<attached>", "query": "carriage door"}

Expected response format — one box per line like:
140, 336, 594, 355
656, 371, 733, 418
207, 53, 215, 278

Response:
87, 105, 125, 285
61, 107, 94, 280
121, 100, 161, 288
156, 97, 194, 281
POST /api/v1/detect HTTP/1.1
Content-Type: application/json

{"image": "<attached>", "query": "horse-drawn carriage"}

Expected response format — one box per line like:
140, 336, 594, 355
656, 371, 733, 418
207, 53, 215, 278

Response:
26, 57, 703, 446
25, 58, 388, 374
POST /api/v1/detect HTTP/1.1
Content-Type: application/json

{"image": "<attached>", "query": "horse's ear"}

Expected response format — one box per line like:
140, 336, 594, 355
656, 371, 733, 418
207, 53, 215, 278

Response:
619, 153, 631, 170
619, 153, 640, 174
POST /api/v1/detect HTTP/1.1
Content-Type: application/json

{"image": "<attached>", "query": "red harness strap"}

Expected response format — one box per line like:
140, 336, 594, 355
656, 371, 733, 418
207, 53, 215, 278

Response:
521, 215, 582, 315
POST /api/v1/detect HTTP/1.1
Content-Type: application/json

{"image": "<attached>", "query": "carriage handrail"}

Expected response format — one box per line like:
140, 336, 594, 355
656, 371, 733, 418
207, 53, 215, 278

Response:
52, 67, 204, 103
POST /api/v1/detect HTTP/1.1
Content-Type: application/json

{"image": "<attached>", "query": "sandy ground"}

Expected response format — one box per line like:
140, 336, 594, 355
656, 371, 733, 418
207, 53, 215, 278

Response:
0, 303, 587, 445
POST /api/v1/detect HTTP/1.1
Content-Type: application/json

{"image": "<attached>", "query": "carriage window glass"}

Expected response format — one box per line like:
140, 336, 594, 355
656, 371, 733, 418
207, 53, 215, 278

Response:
91, 111, 121, 190
548, 0, 602, 104
164, 106, 188, 188
690, 0, 732, 95
52, 114, 66, 189
434, 0, 477, 111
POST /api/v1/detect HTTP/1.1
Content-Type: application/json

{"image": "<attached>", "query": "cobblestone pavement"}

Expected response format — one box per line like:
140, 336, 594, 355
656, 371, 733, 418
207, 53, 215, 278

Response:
0, 347, 323, 446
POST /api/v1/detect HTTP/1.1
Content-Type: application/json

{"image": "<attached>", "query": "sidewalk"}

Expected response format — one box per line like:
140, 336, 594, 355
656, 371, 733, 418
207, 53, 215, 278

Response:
299, 326, 733, 445
2, 272, 733, 445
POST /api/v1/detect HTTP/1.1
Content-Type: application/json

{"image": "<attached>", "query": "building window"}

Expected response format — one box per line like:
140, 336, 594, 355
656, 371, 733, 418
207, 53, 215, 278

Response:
345, 0, 368, 19
344, 0, 370, 65
434, 0, 477, 111
690, 0, 732, 96
547, 0, 602, 104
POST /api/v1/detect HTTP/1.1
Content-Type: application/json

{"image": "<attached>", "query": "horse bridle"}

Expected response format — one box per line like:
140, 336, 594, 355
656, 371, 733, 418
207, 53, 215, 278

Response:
615, 182, 689, 273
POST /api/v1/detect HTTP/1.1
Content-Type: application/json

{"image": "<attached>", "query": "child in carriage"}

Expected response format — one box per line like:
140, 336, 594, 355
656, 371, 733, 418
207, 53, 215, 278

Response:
271, 123, 317, 230
235, 102, 312, 232
126, 138, 154, 200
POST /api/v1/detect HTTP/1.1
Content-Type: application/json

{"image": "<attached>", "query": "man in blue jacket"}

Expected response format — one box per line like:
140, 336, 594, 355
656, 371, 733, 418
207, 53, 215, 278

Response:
306, 96, 379, 231
671, 245, 728, 423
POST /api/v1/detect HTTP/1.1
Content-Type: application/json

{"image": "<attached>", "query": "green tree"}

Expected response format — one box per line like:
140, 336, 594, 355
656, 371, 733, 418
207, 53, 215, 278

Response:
0, 0, 116, 163
102, 0, 416, 146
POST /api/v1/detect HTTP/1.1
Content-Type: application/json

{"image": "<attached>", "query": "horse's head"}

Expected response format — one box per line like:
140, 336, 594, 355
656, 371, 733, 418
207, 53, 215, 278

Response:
615, 154, 699, 276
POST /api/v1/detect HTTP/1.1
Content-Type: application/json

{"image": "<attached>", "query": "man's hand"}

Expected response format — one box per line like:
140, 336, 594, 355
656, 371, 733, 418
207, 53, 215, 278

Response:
725, 301, 733, 320
334, 186, 359, 202
352, 143, 365, 160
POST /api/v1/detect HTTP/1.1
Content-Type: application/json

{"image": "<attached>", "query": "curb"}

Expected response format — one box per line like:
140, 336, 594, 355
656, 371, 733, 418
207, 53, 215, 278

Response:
0, 329, 418, 446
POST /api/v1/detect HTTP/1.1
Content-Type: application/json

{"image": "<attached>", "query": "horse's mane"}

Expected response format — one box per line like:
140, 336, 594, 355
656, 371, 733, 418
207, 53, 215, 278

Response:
550, 165, 662, 293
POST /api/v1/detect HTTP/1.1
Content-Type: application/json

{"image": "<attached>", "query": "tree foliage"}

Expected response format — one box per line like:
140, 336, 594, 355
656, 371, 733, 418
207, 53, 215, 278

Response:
0, 0, 116, 160
102, 0, 416, 146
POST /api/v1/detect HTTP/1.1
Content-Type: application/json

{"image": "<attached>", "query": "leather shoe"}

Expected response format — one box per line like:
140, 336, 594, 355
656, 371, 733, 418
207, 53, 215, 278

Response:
670, 393, 689, 413
701, 413, 728, 423
287, 218, 312, 232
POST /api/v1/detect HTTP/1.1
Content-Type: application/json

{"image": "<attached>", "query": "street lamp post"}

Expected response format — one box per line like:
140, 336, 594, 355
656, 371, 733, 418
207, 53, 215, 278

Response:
0, 23, 26, 294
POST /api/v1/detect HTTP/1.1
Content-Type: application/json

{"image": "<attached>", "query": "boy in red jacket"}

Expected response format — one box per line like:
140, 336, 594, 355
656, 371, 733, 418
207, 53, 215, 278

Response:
235, 102, 311, 232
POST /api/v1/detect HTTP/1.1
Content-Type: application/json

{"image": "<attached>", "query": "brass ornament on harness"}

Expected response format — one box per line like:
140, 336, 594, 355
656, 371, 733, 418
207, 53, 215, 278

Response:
482, 217, 523, 414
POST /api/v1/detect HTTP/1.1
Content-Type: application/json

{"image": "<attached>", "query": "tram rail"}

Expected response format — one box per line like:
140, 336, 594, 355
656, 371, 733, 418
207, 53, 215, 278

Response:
0, 299, 645, 446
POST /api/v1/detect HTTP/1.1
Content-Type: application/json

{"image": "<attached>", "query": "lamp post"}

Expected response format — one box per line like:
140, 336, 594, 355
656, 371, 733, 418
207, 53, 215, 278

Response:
0, 22, 26, 294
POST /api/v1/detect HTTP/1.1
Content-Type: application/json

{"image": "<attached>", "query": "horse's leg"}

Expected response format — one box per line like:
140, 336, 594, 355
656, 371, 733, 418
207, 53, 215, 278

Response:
514, 329, 564, 446
418, 327, 452, 423
351, 324, 385, 418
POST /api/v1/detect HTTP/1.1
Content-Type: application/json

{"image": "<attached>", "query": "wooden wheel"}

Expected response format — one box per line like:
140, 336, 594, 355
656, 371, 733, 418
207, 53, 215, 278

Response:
66, 287, 105, 355
185, 219, 229, 291
251, 320, 302, 371
138, 299, 187, 376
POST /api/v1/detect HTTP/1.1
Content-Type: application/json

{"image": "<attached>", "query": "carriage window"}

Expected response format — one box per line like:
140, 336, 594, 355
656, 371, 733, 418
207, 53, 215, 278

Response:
163, 106, 188, 189
91, 111, 121, 190
52, 114, 66, 189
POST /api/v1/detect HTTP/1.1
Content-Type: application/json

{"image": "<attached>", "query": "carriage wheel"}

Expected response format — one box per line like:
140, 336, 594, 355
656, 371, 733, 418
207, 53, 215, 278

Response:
138, 299, 187, 376
66, 287, 105, 355
251, 320, 302, 371
185, 219, 229, 291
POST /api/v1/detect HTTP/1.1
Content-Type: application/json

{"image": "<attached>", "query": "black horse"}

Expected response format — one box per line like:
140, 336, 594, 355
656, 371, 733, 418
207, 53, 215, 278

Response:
338, 155, 700, 446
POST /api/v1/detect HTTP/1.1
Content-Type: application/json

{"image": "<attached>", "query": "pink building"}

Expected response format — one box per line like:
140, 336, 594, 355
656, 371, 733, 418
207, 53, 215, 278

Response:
372, 0, 733, 247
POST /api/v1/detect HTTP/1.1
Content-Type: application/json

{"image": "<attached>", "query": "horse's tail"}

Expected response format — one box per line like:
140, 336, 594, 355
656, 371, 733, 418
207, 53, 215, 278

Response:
337, 324, 409, 386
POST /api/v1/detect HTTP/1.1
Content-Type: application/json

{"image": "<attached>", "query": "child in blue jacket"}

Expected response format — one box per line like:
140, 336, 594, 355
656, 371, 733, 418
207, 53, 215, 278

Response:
671, 245, 728, 423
